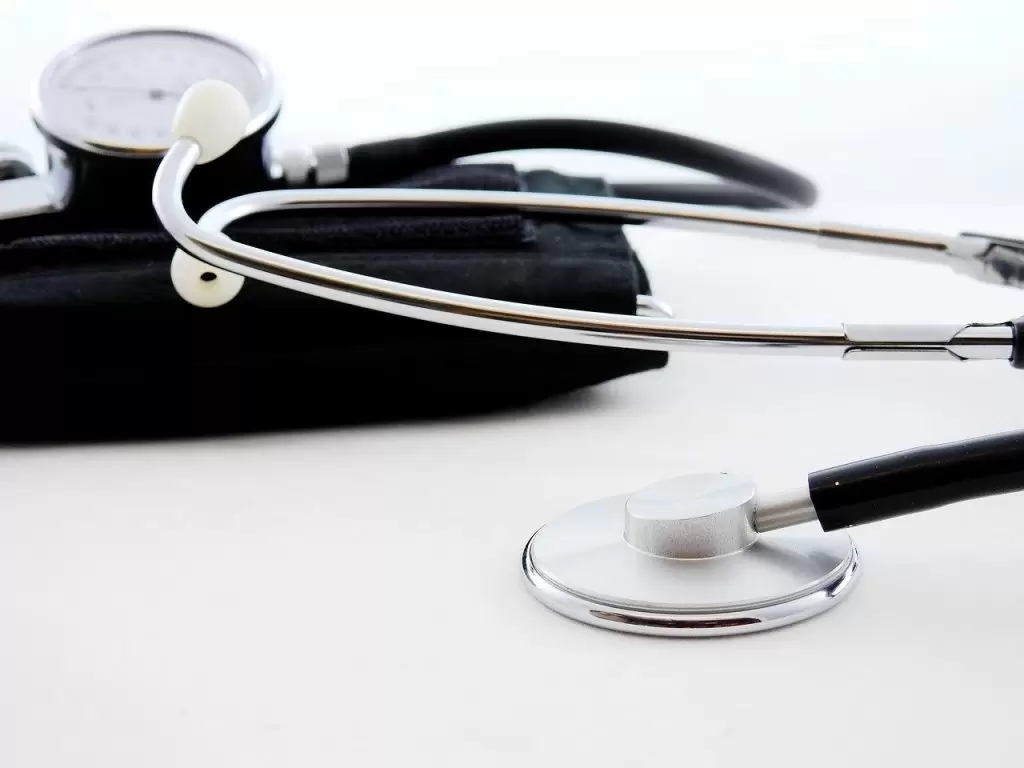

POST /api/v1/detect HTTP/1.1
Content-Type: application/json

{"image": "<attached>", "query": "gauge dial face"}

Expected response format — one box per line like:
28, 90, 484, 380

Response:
33, 29, 278, 156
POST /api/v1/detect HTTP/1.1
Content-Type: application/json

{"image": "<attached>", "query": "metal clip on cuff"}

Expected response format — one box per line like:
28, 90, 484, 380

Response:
154, 81, 1023, 367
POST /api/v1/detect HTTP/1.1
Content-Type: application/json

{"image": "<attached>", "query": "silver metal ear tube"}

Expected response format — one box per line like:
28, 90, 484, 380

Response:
154, 138, 1018, 363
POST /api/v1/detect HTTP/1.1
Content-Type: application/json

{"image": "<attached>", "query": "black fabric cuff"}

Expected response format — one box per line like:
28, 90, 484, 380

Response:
0, 164, 667, 442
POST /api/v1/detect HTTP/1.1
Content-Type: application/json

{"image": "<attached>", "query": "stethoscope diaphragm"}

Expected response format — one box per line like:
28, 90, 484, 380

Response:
522, 474, 860, 637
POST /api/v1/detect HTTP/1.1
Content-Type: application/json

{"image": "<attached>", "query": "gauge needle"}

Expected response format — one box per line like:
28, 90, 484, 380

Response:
63, 84, 185, 100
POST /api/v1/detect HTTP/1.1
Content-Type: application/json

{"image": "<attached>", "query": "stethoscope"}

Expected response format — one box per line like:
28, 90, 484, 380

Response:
7, 28, 1024, 638
153, 80, 1024, 638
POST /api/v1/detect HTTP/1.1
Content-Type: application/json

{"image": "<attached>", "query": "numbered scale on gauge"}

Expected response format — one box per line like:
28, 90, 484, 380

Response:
32, 29, 279, 156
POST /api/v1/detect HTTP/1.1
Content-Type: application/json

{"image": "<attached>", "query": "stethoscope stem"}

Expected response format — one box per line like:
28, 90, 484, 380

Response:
755, 429, 1024, 534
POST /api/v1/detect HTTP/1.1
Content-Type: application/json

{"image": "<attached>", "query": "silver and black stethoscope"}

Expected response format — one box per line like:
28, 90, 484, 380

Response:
7, 28, 1024, 638
155, 80, 1024, 639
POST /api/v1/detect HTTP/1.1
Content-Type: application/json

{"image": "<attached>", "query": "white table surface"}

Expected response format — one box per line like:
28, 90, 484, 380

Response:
3, 2, 1024, 765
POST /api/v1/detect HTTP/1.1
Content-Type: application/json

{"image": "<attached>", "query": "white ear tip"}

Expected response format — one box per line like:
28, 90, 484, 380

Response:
171, 80, 250, 164
171, 250, 244, 308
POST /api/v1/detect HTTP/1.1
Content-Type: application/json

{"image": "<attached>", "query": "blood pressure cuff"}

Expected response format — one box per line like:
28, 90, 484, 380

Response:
0, 164, 667, 441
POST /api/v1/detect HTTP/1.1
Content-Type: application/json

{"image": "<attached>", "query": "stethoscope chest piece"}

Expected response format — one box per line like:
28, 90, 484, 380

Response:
522, 474, 860, 637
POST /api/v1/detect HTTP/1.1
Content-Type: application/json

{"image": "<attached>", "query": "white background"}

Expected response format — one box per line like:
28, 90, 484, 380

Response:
2, 2, 1024, 766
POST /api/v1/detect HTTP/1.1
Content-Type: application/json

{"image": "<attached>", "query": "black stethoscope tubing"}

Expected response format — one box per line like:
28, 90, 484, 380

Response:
339, 118, 818, 210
